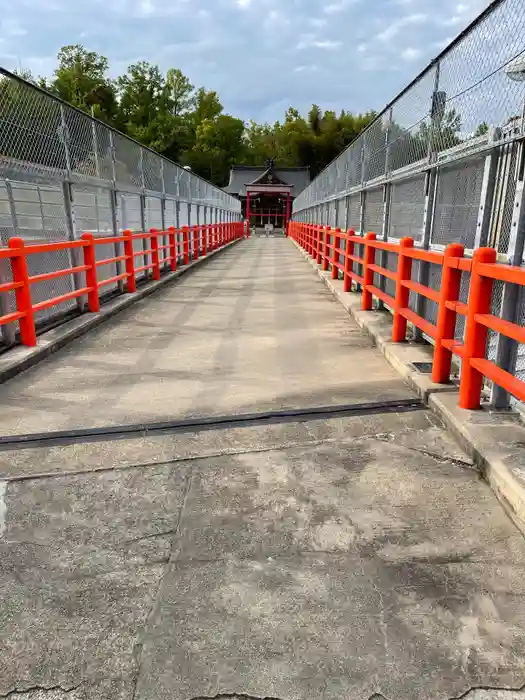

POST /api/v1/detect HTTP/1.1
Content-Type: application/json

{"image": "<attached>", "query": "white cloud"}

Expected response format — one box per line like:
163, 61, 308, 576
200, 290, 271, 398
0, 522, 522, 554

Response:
0, 0, 495, 125
1, 18, 27, 37
376, 12, 427, 41
400, 46, 422, 61
308, 18, 328, 29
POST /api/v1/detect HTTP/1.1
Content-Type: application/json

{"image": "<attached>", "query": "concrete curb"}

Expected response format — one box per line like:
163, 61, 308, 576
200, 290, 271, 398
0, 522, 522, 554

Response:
0, 238, 243, 385
293, 240, 525, 535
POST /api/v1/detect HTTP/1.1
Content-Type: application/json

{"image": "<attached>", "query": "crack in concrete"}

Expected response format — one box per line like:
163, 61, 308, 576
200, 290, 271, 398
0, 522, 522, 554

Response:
0, 683, 82, 698
130, 465, 195, 700
450, 683, 525, 699
189, 694, 285, 700
187, 688, 525, 700
374, 435, 475, 470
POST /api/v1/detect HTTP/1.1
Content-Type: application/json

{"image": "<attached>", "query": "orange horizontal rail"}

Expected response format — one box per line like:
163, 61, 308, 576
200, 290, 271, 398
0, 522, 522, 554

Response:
92, 235, 127, 245
95, 255, 129, 268
368, 263, 396, 282
477, 262, 524, 284
29, 265, 90, 285
441, 339, 465, 357
368, 240, 398, 253
24, 240, 86, 254
32, 286, 92, 312
445, 300, 468, 316
366, 284, 394, 307
404, 247, 443, 265
134, 249, 154, 258
399, 307, 437, 339
98, 273, 129, 288
135, 263, 155, 273
289, 220, 525, 411
0, 280, 23, 293
0, 310, 26, 326
401, 279, 440, 303
470, 358, 525, 405
475, 313, 525, 345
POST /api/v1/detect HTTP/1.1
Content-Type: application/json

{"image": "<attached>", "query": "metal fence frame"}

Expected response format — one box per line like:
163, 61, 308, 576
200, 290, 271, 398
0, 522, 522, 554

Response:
292, 0, 525, 409
0, 67, 241, 346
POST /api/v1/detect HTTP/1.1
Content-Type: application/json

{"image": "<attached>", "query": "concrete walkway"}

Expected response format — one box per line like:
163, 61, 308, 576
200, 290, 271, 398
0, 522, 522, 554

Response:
0, 238, 524, 700
0, 237, 411, 437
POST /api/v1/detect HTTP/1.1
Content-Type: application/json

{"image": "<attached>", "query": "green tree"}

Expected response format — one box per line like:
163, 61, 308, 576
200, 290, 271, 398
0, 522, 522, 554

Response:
166, 68, 194, 116
50, 45, 118, 123
186, 114, 246, 184
117, 61, 176, 152
474, 121, 489, 137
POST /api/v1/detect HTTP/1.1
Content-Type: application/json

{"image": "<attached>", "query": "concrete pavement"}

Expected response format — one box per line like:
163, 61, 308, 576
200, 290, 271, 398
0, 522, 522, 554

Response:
0, 238, 525, 700
0, 237, 411, 437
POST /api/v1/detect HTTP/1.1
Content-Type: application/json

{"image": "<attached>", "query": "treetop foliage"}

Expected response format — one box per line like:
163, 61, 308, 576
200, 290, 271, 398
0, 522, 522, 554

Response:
10, 44, 377, 187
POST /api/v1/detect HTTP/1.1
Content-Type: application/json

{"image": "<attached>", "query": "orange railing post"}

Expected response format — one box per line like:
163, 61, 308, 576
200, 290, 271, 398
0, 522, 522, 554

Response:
81, 233, 100, 312
316, 226, 323, 265
8, 237, 36, 346
361, 232, 377, 311
344, 230, 356, 293
194, 226, 200, 260
202, 225, 208, 256
432, 243, 464, 384
392, 237, 414, 342
322, 227, 331, 271
332, 228, 342, 280
168, 227, 177, 271
183, 226, 190, 264
150, 228, 161, 280
123, 229, 136, 292
459, 247, 497, 410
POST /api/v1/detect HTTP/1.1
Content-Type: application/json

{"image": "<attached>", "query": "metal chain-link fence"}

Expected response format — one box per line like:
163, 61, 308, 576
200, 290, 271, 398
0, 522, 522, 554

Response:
293, 0, 525, 409
0, 67, 241, 346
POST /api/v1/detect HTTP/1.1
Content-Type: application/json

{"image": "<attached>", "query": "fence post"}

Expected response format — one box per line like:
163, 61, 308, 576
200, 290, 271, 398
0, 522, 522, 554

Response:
202, 225, 208, 256
183, 226, 190, 264
150, 228, 161, 280
432, 243, 464, 384
362, 232, 377, 311
8, 238, 37, 346
123, 229, 136, 292
323, 227, 331, 271
332, 228, 342, 280
80, 233, 100, 312
459, 247, 497, 410
392, 237, 414, 342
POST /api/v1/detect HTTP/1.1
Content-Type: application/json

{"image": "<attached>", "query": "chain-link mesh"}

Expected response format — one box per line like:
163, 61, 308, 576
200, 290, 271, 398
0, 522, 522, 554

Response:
363, 187, 384, 235
431, 157, 485, 249
389, 175, 426, 241
292, 0, 525, 408
0, 68, 240, 347
347, 194, 361, 231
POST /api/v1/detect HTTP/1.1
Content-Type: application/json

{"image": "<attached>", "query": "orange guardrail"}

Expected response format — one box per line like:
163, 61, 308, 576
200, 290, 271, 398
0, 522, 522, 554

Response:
0, 222, 245, 348
288, 220, 525, 411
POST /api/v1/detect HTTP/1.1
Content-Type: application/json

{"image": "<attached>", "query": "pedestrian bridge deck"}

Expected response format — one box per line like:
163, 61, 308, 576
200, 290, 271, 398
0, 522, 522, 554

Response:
1, 237, 525, 700
0, 236, 413, 438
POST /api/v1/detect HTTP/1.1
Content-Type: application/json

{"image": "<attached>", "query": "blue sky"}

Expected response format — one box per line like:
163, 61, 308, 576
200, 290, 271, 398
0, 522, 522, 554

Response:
0, 0, 491, 123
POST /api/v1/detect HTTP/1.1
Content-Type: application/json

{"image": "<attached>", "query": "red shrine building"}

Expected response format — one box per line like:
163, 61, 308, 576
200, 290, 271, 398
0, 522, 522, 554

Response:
225, 161, 310, 232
